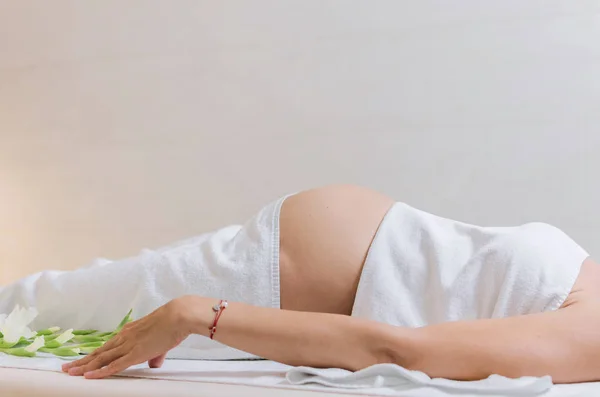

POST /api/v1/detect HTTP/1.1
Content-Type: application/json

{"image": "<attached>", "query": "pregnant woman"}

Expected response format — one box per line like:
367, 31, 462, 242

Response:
1, 185, 598, 382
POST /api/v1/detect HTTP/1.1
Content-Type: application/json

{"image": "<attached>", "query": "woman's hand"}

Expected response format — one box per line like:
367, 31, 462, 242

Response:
62, 297, 201, 379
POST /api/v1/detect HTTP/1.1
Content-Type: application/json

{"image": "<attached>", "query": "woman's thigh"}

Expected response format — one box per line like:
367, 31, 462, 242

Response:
278, 185, 394, 315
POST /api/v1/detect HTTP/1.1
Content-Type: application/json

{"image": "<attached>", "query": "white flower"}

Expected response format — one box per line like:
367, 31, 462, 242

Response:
0, 305, 39, 346
55, 329, 75, 344
24, 336, 45, 353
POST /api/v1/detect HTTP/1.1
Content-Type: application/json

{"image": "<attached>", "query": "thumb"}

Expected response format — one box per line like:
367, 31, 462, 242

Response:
148, 353, 167, 369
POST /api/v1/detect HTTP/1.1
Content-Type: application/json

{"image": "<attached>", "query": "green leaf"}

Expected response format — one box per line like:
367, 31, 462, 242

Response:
44, 340, 62, 348
74, 341, 104, 348
11, 339, 31, 349
0, 338, 19, 349
39, 347, 81, 357
78, 346, 101, 354
115, 309, 133, 331
73, 335, 105, 343
96, 332, 113, 337
0, 338, 43, 358
37, 327, 61, 336
44, 333, 60, 341
1, 347, 36, 357
4, 337, 34, 349
72, 329, 98, 336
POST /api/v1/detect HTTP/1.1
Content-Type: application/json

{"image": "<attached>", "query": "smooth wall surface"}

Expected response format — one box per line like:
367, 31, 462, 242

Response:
1, 1, 599, 283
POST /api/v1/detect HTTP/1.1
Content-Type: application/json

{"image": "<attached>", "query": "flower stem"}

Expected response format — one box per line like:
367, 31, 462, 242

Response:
39, 347, 81, 357
72, 329, 98, 335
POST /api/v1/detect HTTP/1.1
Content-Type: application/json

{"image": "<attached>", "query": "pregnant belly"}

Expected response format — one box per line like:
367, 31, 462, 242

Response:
278, 185, 394, 315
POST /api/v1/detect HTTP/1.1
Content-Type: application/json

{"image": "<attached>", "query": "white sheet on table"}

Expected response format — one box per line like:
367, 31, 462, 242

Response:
0, 354, 571, 397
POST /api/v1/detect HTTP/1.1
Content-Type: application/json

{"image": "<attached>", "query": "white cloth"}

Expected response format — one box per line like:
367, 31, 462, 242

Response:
286, 365, 552, 395
0, 196, 288, 360
0, 355, 554, 396
352, 202, 589, 326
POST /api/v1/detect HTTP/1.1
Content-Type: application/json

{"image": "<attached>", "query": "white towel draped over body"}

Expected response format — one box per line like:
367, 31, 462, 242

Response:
0, 197, 589, 362
0, 196, 287, 360
352, 202, 589, 326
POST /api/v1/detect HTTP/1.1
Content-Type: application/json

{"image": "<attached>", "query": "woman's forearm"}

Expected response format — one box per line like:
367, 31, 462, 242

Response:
64, 294, 600, 381
183, 296, 600, 383
182, 296, 410, 370
409, 303, 600, 382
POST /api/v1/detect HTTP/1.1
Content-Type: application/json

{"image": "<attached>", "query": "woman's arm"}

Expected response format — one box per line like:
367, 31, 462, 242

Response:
185, 297, 407, 370
62, 295, 415, 379
63, 295, 600, 383
408, 301, 600, 383
191, 297, 600, 383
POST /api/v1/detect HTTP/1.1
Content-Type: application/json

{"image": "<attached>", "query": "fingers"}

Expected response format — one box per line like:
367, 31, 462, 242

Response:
57, 306, 180, 379
62, 351, 99, 372
62, 337, 123, 372
83, 355, 133, 379
148, 353, 166, 368
67, 347, 125, 376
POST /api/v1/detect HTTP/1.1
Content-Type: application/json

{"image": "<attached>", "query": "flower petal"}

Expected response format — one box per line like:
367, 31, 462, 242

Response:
1, 328, 22, 345
55, 329, 75, 344
23, 327, 37, 340
21, 307, 39, 325
25, 336, 45, 353
0, 306, 40, 344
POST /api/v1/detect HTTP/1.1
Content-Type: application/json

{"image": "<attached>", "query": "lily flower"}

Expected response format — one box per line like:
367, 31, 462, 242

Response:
55, 329, 75, 344
0, 306, 38, 348
25, 336, 45, 353
44, 329, 75, 348
0, 336, 45, 357
0, 305, 133, 358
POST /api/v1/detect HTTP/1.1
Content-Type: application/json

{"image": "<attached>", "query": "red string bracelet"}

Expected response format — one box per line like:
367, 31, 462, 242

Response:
209, 299, 228, 340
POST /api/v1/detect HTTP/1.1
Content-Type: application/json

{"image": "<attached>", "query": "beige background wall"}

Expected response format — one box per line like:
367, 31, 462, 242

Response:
1, 1, 599, 283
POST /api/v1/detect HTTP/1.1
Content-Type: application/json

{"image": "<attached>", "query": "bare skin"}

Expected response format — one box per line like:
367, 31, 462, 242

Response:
279, 185, 394, 315
61, 185, 600, 382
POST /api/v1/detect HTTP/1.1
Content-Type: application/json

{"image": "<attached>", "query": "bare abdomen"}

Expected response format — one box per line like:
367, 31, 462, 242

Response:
279, 185, 394, 315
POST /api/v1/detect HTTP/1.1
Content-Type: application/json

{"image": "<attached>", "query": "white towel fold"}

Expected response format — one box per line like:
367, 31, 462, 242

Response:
286, 364, 552, 395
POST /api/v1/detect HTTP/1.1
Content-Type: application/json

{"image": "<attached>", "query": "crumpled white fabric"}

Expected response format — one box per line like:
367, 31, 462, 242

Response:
287, 364, 552, 395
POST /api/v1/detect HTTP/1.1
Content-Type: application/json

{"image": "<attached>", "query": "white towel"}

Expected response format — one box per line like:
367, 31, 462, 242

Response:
0, 196, 288, 360
286, 364, 552, 396
0, 355, 553, 396
352, 202, 589, 326
286, 365, 552, 395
